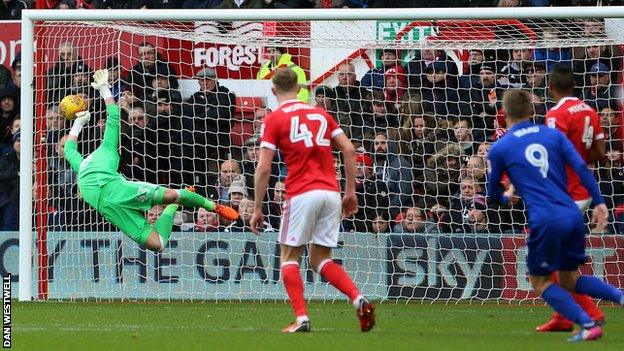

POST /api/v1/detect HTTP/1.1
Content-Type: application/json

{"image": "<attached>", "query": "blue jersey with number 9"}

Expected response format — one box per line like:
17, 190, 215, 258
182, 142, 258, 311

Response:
487, 120, 604, 228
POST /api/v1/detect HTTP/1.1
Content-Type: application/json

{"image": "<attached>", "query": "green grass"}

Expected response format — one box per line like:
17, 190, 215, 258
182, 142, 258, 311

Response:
11, 301, 624, 351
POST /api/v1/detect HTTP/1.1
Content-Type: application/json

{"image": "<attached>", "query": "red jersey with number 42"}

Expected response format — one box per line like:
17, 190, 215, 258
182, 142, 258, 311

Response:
260, 99, 342, 198
545, 96, 604, 201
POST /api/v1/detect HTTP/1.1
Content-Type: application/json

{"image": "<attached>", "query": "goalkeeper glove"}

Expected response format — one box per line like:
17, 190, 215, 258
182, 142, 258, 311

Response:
69, 111, 91, 137
91, 69, 112, 100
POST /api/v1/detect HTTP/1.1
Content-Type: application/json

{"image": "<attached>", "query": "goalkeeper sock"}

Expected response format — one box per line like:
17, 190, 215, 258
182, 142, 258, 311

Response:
153, 204, 178, 250
281, 261, 308, 319
575, 275, 624, 305
176, 189, 215, 211
318, 259, 361, 303
542, 283, 594, 327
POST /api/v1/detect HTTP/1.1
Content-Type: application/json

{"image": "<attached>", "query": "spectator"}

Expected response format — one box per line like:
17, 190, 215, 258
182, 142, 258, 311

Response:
46, 42, 86, 104
193, 207, 221, 232
314, 85, 337, 114
0, 65, 10, 90
573, 45, 622, 96
105, 56, 129, 102
252, 107, 270, 136
212, 159, 241, 203
225, 197, 273, 232
333, 62, 369, 141
181, 68, 236, 191
267, 180, 285, 231
423, 143, 462, 207
498, 48, 532, 88
181, 0, 222, 8
343, 152, 389, 233
371, 213, 390, 234
476, 141, 491, 159
406, 49, 458, 89
57, 0, 77, 8
0, 0, 27, 20
44, 105, 65, 157
421, 61, 460, 119
120, 105, 159, 184
462, 63, 501, 131
582, 63, 620, 112
367, 90, 399, 136
241, 136, 260, 195
0, 88, 18, 145
392, 207, 436, 233
453, 118, 479, 156
372, 131, 412, 218
461, 155, 487, 184
227, 177, 247, 212
0, 131, 19, 230
384, 66, 407, 103
6, 65, 20, 98
257, 47, 308, 102
497, 0, 521, 6
266, 0, 315, 7
69, 61, 92, 96
448, 177, 492, 233
127, 42, 177, 100
150, 71, 182, 104
523, 61, 548, 103
362, 48, 401, 91
600, 107, 623, 152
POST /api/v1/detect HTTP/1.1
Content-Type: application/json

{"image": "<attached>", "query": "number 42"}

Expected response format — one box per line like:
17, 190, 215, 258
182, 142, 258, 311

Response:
290, 114, 330, 147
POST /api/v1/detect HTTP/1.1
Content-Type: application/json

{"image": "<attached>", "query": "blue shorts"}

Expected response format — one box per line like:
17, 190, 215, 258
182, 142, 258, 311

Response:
526, 214, 588, 276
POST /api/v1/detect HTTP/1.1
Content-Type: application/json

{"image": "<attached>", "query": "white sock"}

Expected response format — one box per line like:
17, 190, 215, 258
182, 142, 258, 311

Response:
352, 295, 364, 309
296, 315, 309, 324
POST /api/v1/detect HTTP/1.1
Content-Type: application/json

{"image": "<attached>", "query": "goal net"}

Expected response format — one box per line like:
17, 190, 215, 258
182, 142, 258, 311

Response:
18, 8, 624, 302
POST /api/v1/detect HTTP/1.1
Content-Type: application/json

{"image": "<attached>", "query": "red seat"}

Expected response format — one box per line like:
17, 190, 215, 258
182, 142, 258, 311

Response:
230, 120, 255, 146
234, 96, 266, 120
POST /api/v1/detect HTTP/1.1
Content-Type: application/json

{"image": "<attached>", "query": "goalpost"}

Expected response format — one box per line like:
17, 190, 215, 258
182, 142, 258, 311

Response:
19, 7, 624, 302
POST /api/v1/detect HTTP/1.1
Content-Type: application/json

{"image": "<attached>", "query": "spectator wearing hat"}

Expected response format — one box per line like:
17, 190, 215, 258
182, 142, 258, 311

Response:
0, 88, 18, 146
384, 65, 407, 103
498, 48, 532, 88
523, 61, 549, 103
150, 70, 182, 104
181, 67, 236, 191
461, 63, 502, 131
582, 62, 620, 112
46, 42, 88, 104
406, 48, 459, 90
257, 46, 308, 102
420, 61, 460, 119
68, 61, 93, 95
573, 45, 622, 97
0, 130, 20, 230
127, 42, 177, 100
227, 177, 247, 212
343, 152, 389, 233
459, 49, 486, 93
362, 48, 401, 91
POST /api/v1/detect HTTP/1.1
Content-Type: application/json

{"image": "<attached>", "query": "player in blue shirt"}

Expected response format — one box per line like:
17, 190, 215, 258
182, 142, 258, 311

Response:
487, 90, 623, 342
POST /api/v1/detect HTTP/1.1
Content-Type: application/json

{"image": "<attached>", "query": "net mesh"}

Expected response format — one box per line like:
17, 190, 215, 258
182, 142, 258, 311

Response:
31, 17, 624, 301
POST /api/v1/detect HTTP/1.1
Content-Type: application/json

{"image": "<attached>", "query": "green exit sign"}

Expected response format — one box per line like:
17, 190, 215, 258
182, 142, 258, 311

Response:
376, 21, 434, 42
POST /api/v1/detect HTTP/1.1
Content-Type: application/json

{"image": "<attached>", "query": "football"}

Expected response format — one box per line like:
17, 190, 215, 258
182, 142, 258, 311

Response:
59, 94, 87, 120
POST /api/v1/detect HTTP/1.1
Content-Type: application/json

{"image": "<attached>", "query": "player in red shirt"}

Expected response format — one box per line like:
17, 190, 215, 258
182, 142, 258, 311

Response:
536, 63, 606, 332
250, 68, 375, 333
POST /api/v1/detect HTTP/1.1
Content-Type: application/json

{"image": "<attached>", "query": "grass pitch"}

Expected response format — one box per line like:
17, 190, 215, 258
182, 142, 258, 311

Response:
12, 301, 624, 351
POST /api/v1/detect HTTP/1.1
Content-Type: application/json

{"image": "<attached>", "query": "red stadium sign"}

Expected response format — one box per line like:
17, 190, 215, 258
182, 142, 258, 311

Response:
0, 21, 21, 69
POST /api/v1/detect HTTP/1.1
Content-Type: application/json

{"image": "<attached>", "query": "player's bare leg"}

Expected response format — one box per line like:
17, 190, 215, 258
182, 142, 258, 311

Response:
310, 244, 375, 332
280, 244, 310, 333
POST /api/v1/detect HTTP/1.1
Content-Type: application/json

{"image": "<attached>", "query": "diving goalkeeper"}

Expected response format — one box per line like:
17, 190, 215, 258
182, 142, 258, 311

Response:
64, 69, 239, 252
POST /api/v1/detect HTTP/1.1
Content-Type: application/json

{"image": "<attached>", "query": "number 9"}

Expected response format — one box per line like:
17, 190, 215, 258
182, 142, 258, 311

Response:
525, 143, 549, 178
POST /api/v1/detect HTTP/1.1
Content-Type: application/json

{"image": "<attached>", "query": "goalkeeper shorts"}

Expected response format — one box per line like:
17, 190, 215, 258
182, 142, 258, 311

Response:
99, 180, 166, 245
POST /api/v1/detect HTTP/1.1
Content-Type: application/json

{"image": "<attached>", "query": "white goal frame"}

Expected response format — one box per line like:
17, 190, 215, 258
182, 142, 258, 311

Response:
19, 6, 624, 302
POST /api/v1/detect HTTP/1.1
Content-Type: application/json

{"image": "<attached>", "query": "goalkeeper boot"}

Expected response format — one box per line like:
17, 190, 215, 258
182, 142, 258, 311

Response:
215, 203, 239, 221
281, 320, 311, 333
567, 324, 602, 342
536, 313, 574, 332
356, 297, 375, 332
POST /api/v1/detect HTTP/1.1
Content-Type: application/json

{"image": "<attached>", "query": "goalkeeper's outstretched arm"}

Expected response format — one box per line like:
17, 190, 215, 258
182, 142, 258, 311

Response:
64, 110, 90, 173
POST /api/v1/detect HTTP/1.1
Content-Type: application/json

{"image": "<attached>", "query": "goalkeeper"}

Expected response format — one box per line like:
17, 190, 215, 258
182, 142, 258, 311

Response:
64, 69, 239, 252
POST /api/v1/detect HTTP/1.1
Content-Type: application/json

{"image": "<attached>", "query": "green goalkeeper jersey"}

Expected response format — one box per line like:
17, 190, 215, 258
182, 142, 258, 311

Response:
64, 104, 124, 209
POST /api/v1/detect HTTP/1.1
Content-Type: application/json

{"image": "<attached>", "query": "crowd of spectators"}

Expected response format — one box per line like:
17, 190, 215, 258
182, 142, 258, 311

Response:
1, 9, 624, 235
